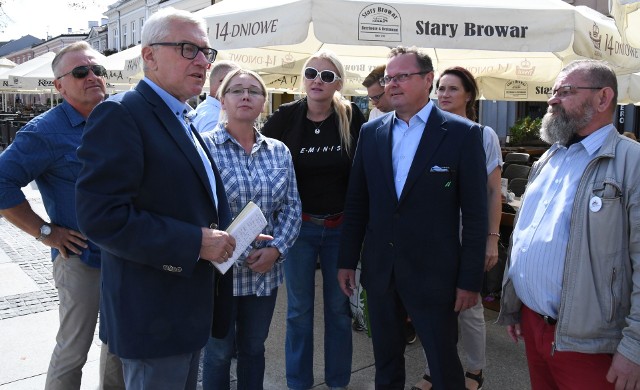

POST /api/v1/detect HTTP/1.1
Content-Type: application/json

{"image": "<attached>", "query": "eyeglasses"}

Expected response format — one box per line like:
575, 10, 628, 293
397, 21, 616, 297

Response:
368, 91, 385, 103
303, 67, 341, 83
150, 42, 217, 63
547, 85, 603, 99
380, 71, 430, 86
225, 86, 264, 97
56, 65, 107, 80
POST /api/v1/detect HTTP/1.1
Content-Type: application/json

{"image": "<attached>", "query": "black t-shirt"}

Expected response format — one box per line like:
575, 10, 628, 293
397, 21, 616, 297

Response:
261, 99, 366, 216
294, 114, 352, 215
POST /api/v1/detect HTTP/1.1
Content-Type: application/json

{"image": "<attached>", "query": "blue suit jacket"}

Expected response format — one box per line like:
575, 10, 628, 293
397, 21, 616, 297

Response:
338, 107, 487, 305
76, 80, 232, 359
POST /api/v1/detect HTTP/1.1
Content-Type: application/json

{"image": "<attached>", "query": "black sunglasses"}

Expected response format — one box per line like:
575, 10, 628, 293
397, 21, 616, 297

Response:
56, 65, 107, 80
303, 67, 341, 83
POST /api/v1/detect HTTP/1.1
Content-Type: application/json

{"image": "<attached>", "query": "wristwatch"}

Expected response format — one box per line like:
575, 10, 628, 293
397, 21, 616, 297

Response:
36, 223, 52, 241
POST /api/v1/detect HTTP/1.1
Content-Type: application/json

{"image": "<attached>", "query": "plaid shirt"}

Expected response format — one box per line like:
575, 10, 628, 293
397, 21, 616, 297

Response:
203, 125, 301, 296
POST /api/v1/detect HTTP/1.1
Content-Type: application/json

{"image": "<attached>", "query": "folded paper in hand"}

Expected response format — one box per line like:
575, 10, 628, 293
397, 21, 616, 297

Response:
214, 201, 267, 274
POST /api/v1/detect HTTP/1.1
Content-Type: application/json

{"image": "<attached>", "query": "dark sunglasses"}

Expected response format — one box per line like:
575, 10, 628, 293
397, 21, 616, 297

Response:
56, 65, 107, 80
303, 67, 341, 83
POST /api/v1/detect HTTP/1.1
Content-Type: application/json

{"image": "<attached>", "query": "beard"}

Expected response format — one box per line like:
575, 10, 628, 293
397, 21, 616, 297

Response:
540, 101, 595, 145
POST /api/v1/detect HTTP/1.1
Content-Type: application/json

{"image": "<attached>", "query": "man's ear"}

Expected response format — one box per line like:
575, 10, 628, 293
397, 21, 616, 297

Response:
53, 79, 64, 95
425, 71, 435, 88
596, 87, 615, 113
141, 46, 157, 71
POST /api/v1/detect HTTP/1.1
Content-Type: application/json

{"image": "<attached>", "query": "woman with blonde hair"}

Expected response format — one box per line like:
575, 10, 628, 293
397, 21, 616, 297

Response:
262, 50, 365, 390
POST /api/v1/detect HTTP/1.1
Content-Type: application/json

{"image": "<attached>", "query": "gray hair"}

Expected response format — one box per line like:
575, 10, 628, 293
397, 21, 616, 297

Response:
141, 7, 208, 47
52, 41, 97, 77
561, 59, 618, 106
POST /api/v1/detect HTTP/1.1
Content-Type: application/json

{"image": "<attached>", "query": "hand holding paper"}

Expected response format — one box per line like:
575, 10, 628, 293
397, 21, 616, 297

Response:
213, 201, 271, 274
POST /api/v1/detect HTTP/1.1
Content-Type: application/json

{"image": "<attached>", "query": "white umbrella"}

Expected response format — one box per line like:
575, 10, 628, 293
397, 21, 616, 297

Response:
479, 74, 640, 105
609, 0, 640, 48
0, 52, 57, 90
617, 72, 640, 105
199, 0, 640, 100
102, 45, 143, 83
0, 58, 16, 70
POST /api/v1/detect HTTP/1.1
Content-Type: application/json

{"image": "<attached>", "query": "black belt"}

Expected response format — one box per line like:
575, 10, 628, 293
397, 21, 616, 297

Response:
538, 313, 557, 325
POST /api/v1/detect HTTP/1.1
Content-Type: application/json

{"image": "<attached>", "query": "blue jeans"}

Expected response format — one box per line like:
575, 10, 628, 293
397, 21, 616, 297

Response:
202, 291, 278, 390
285, 220, 352, 389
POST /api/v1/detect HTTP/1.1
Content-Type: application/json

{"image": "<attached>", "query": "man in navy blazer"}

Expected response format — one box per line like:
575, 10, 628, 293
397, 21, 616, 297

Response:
76, 8, 239, 389
338, 47, 488, 389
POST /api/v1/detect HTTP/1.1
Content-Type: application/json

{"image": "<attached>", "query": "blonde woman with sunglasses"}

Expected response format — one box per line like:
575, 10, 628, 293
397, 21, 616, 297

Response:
262, 49, 366, 390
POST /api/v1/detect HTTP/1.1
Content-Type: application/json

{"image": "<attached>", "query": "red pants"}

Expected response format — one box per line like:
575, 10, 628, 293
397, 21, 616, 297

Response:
520, 305, 614, 390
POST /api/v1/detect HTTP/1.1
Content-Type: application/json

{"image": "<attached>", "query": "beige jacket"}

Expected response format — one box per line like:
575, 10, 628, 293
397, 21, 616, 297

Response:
498, 126, 640, 365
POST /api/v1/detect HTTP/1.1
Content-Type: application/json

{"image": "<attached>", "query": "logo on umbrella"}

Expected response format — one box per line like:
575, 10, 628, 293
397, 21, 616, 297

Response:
359, 4, 402, 43
590, 23, 602, 50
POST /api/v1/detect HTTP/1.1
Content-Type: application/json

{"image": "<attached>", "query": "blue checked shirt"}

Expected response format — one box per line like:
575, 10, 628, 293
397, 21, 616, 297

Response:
202, 124, 301, 296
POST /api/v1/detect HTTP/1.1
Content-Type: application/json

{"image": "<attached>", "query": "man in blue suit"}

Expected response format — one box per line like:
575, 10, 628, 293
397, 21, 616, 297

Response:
76, 8, 241, 389
338, 46, 488, 389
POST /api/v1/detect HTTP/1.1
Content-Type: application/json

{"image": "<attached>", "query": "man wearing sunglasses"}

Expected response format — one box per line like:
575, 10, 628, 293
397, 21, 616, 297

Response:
338, 46, 487, 389
75, 8, 244, 389
0, 42, 126, 389
362, 64, 392, 121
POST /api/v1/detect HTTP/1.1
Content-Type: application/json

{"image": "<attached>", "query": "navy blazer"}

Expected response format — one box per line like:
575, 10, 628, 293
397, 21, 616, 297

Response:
338, 106, 487, 305
76, 80, 232, 359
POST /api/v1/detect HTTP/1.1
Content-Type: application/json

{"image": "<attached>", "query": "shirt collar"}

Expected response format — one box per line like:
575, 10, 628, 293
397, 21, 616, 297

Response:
392, 100, 433, 126
581, 124, 614, 156
143, 77, 194, 121
549, 124, 612, 156
60, 100, 90, 127
210, 123, 267, 147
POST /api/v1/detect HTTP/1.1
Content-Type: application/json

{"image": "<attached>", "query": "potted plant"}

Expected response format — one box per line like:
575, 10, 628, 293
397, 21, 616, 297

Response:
508, 116, 543, 146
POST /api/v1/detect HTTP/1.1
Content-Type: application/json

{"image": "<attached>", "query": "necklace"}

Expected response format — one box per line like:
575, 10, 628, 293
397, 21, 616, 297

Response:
309, 118, 326, 135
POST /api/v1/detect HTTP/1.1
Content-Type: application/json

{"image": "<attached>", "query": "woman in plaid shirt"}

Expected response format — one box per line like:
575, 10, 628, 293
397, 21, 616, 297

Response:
200, 68, 302, 390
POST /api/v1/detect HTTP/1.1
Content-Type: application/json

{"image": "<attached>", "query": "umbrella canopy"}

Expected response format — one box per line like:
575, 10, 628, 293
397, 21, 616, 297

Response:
0, 58, 16, 70
0, 52, 57, 90
6, 50, 135, 92
102, 45, 143, 83
199, 0, 640, 100
609, 0, 640, 48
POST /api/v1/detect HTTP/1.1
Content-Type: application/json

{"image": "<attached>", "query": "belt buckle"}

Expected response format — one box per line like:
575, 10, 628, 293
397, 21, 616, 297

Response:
308, 216, 325, 226
541, 315, 557, 325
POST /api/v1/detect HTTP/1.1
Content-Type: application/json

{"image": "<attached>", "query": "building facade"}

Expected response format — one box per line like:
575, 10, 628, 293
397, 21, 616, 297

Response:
103, 0, 214, 51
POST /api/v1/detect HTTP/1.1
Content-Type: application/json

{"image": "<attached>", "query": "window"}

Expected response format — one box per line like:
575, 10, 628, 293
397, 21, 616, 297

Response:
131, 21, 136, 46
113, 27, 119, 50
122, 24, 127, 47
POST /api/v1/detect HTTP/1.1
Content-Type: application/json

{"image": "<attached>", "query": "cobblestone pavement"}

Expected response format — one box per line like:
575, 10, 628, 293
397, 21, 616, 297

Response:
0, 195, 57, 320
0, 187, 531, 389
